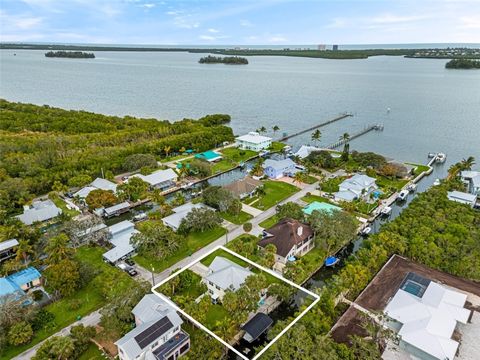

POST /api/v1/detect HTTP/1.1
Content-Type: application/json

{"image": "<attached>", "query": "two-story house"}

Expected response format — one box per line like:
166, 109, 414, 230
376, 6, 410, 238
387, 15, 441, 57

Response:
258, 219, 314, 268
263, 158, 298, 179
334, 174, 378, 202
116, 294, 190, 360
236, 132, 272, 151
203, 256, 253, 303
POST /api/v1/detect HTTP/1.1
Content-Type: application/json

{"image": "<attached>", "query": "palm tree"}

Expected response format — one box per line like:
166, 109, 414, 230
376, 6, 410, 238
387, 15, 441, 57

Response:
293, 172, 304, 184
447, 163, 462, 180
163, 145, 171, 158
340, 132, 350, 161
44, 235, 72, 264
460, 156, 475, 171
179, 146, 186, 154
311, 129, 321, 146
15, 240, 34, 265
272, 125, 280, 136
258, 126, 267, 134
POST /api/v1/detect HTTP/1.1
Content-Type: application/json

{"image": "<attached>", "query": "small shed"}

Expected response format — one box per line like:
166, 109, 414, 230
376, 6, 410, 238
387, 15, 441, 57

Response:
241, 313, 273, 343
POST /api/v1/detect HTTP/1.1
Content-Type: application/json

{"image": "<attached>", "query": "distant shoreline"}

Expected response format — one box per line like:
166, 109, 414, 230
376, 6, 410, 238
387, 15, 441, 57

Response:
3, 43, 480, 60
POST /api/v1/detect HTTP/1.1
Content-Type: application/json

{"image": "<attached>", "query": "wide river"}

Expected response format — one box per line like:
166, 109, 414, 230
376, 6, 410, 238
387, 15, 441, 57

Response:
1, 50, 479, 166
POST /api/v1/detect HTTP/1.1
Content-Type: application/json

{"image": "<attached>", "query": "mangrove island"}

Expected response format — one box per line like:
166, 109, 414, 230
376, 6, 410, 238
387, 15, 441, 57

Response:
198, 55, 248, 64
445, 58, 480, 69
45, 51, 95, 59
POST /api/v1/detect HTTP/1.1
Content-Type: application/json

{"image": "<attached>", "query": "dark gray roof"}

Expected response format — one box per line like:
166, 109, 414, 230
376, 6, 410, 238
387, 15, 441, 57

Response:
242, 313, 273, 342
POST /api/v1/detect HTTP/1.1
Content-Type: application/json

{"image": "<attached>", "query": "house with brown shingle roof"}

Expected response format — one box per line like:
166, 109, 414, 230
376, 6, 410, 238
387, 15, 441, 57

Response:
223, 177, 263, 200
258, 219, 314, 267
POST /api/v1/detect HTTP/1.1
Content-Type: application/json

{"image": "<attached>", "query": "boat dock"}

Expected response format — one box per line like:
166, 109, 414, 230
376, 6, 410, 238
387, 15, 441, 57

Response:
326, 123, 384, 149
278, 113, 353, 141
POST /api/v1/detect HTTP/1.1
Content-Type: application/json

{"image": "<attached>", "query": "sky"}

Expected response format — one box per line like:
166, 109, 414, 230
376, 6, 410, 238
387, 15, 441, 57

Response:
1, 0, 479, 45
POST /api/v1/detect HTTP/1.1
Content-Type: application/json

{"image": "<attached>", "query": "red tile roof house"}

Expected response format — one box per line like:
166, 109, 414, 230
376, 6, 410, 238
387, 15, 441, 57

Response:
258, 219, 314, 272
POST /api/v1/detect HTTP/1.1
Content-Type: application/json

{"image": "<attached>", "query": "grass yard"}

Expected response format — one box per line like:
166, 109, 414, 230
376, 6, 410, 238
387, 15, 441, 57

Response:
220, 210, 253, 225
407, 163, 431, 177
375, 176, 409, 192
301, 194, 332, 204
220, 147, 257, 162
51, 194, 80, 217
135, 226, 227, 273
78, 343, 105, 360
259, 215, 279, 229
1, 246, 134, 360
269, 141, 286, 152
204, 304, 230, 329
245, 181, 299, 210
211, 159, 236, 173
302, 175, 318, 184
201, 248, 249, 268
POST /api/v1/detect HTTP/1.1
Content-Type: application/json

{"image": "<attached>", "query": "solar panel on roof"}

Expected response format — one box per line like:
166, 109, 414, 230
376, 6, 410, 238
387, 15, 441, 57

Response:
134, 317, 173, 349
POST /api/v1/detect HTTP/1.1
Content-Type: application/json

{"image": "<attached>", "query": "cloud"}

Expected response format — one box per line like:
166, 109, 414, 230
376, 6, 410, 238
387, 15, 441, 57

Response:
459, 15, 480, 29
199, 35, 216, 41
240, 19, 253, 27
325, 17, 347, 29
268, 35, 287, 43
140, 3, 156, 9
0, 11, 43, 30
370, 13, 430, 24
207, 28, 219, 33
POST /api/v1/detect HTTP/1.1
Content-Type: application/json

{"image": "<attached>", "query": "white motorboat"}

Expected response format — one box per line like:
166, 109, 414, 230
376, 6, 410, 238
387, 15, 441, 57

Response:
407, 183, 417, 192
381, 206, 392, 216
133, 212, 147, 222
436, 153, 447, 163
361, 226, 372, 236
433, 179, 441, 186
397, 190, 409, 202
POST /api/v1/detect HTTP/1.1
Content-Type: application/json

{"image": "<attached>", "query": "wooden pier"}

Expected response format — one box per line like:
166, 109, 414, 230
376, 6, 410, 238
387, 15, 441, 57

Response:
326, 124, 384, 149
278, 113, 353, 141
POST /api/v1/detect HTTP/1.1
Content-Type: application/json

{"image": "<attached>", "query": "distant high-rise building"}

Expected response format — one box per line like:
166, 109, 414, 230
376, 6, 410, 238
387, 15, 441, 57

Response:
332, 44, 339, 51
317, 44, 326, 51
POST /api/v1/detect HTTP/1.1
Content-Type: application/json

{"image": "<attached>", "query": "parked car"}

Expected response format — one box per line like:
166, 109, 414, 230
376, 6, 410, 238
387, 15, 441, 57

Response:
117, 263, 137, 276
125, 258, 135, 266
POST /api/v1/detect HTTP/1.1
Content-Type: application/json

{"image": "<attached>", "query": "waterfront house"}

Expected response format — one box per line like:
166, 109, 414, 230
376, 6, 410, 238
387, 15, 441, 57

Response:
103, 201, 131, 218
15, 199, 62, 225
102, 220, 138, 264
116, 294, 190, 360
263, 158, 298, 179
223, 177, 263, 199
447, 190, 477, 208
0, 267, 41, 300
294, 145, 323, 159
162, 202, 213, 232
0, 239, 19, 263
236, 132, 272, 151
203, 256, 253, 302
242, 313, 273, 343
73, 178, 118, 199
334, 174, 377, 202
131, 169, 178, 191
460, 170, 480, 196
384, 273, 471, 360
194, 150, 223, 163
258, 219, 314, 266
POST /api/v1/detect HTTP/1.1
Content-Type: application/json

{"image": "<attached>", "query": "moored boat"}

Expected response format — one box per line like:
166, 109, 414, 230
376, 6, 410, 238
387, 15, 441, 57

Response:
325, 256, 340, 267
407, 183, 417, 192
381, 206, 392, 216
361, 226, 372, 236
397, 190, 409, 202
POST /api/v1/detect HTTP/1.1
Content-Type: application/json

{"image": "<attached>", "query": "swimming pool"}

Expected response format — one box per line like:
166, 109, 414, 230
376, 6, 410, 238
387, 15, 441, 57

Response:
303, 201, 342, 215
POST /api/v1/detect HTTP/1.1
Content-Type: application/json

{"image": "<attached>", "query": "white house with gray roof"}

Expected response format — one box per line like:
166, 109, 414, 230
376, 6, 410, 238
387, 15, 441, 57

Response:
447, 190, 477, 208
162, 202, 213, 232
15, 199, 62, 225
263, 158, 298, 179
334, 174, 378, 202
116, 294, 190, 360
102, 220, 138, 264
131, 169, 178, 191
236, 132, 272, 151
203, 256, 253, 302
73, 178, 118, 199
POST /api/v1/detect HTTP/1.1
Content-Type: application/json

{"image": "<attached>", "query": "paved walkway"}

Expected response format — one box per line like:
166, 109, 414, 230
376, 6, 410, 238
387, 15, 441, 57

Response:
242, 203, 263, 217
190, 262, 209, 277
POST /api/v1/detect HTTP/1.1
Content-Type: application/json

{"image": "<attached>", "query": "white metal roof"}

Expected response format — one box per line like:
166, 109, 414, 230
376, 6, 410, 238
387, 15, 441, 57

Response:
104, 201, 130, 215
294, 145, 323, 159
16, 200, 62, 225
131, 169, 177, 187
236, 132, 272, 144
385, 281, 470, 360
447, 191, 477, 203
73, 186, 97, 199
91, 178, 117, 192
161, 202, 211, 230
205, 256, 252, 291
108, 220, 135, 236
263, 158, 296, 171
0, 239, 19, 252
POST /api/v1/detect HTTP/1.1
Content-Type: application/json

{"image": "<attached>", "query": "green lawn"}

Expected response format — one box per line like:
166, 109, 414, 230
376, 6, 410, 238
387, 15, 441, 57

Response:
319, 177, 345, 193
1, 246, 133, 360
259, 215, 279, 229
51, 194, 80, 217
407, 163, 431, 177
220, 147, 257, 162
269, 141, 286, 152
78, 343, 105, 360
301, 194, 332, 204
375, 176, 409, 192
244, 181, 299, 210
303, 175, 318, 184
211, 159, 236, 173
135, 226, 227, 273
201, 248, 249, 268
220, 210, 253, 225
204, 304, 230, 329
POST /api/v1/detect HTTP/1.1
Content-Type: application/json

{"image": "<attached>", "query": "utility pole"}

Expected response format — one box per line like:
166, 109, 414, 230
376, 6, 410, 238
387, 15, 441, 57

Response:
151, 264, 155, 287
